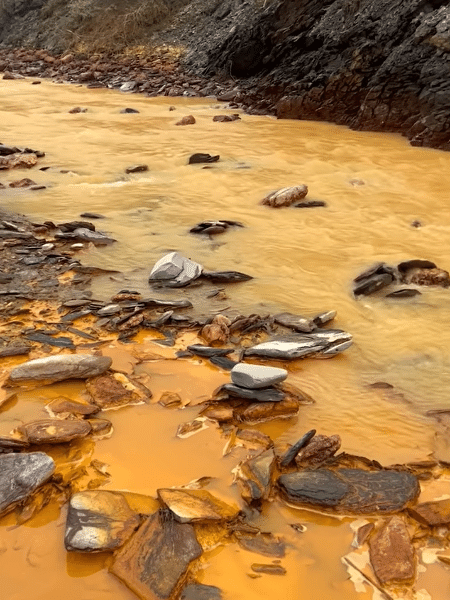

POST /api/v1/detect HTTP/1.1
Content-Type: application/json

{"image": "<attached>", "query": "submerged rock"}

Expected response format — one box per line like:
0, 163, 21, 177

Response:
236, 532, 285, 558
126, 164, 148, 174
0, 452, 55, 516
189, 220, 244, 235
250, 563, 286, 575
245, 331, 352, 360
230, 363, 288, 389
236, 449, 275, 504
274, 312, 316, 333
278, 469, 419, 514
65, 490, 141, 552
261, 185, 308, 208
56, 227, 116, 245
368, 516, 415, 585
221, 383, 285, 402
7, 354, 112, 384
181, 584, 222, 600
157, 488, 239, 523
176, 115, 196, 126
353, 263, 396, 296
200, 270, 253, 283
188, 153, 220, 164
409, 498, 450, 526
18, 419, 92, 444
110, 510, 202, 600
86, 372, 150, 409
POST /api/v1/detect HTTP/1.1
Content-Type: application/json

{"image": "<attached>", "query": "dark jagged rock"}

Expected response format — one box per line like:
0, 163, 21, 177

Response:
398, 259, 437, 273
187, 345, 234, 358
188, 153, 220, 164
201, 270, 253, 283
236, 449, 275, 504
278, 468, 420, 514
385, 288, 422, 298
221, 383, 285, 403
368, 516, 415, 585
181, 584, 222, 600
279, 429, 316, 467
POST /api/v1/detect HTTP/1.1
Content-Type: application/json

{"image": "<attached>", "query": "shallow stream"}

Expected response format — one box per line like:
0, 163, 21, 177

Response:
1, 78, 450, 599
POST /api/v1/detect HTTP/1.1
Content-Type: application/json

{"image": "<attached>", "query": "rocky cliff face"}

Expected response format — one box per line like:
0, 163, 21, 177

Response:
1, 0, 449, 150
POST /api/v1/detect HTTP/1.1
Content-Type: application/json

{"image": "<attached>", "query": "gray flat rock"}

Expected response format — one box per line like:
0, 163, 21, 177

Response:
278, 468, 420, 514
274, 312, 316, 333
222, 383, 285, 402
181, 584, 222, 600
8, 354, 112, 384
245, 338, 328, 360
231, 363, 288, 389
65, 490, 141, 552
149, 252, 203, 286
0, 452, 55, 516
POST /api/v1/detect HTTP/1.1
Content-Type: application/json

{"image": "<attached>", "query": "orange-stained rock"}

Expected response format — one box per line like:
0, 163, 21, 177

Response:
157, 488, 239, 523
86, 372, 150, 409
201, 315, 231, 344
368, 516, 415, 585
18, 419, 91, 444
409, 498, 450, 526
46, 397, 99, 416
110, 511, 202, 600
175, 115, 196, 126
261, 185, 308, 208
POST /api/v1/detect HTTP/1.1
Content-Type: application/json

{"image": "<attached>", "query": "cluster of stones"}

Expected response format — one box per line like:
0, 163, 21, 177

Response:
0, 142, 46, 189
353, 259, 450, 298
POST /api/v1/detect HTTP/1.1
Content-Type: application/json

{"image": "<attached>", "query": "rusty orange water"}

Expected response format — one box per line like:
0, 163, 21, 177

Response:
2, 77, 450, 599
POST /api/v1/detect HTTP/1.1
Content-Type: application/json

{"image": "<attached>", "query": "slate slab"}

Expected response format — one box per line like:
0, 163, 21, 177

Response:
0, 452, 55, 516
65, 490, 141, 552
236, 449, 275, 503
7, 354, 112, 384
230, 363, 288, 389
157, 488, 239, 523
181, 584, 222, 600
278, 468, 419, 513
111, 511, 202, 600
409, 498, 450, 526
369, 516, 415, 585
18, 419, 92, 444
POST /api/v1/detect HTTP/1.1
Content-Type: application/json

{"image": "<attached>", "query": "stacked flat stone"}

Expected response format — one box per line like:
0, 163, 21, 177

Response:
228, 363, 288, 402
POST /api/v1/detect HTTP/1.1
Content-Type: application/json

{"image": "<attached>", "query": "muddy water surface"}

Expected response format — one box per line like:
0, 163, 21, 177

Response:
2, 79, 450, 599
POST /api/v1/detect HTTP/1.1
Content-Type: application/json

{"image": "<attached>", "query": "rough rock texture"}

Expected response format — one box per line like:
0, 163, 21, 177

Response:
0, 452, 55, 516
157, 488, 239, 523
278, 468, 420, 513
236, 449, 275, 504
65, 490, 141, 552
409, 498, 450, 526
86, 372, 150, 409
7, 354, 112, 384
18, 419, 92, 444
368, 516, 415, 585
230, 363, 288, 389
110, 510, 202, 600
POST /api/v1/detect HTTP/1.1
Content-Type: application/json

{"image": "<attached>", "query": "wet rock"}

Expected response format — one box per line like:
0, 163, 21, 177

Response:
237, 394, 303, 424
97, 303, 122, 316
261, 185, 308, 208
279, 429, 317, 467
221, 384, 285, 402
176, 418, 209, 438
188, 153, 220, 164
58, 220, 96, 232
385, 289, 421, 298
120, 82, 138, 92
46, 397, 99, 416
0, 343, 32, 358
201, 270, 253, 283
187, 345, 234, 358
55, 227, 116, 245
278, 469, 419, 514
236, 449, 275, 503
294, 434, 341, 466
157, 488, 239, 523
368, 516, 415, 585
397, 259, 437, 273
176, 115, 196, 126
352, 522, 375, 548
0, 452, 55, 516
244, 332, 352, 360
120, 108, 140, 113
1, 153, 37, 169
200, 405, 234, 422
402, 267, 450, 287
409, 499, 450, 526
86, 372, 150, 409
88, 418, 113, 435
181, 584, 222, 600
0, 144, 19, 155
158, 392, 183, 408
201, 314, 231, 344
65, 490, 141, 552
9, 177, 37, 188
189, 220, 244, 235
231, 364, 288, 389
209, 356, 238, 370
294, 200, 327, 208
80, 212, 105, 219
250, 563, 286, 575
18, 419, 92, 444
68, 106, 88, 113
212, 115, 240, 122
235, 429, 273, 452
25, 332, 75, 348
110, 510, 202, 600
274, 312, 316, 333
7, 354, 112, 384
0, 436, 29, 452
236, 532, 285, 557
126, 164, 148, 174
353, 263, 397, 295
149, 252, 203, 287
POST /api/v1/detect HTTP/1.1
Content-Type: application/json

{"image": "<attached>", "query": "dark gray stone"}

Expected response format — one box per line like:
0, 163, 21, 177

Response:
222, 383, 285, 402
8, 354, 112, 384
0, 452, 55, 516
181, 584, 222, 600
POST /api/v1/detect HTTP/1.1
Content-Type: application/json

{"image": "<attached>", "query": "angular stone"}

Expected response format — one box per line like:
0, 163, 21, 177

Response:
18, 419, 92, 444
294, 434, 341, 466
222, 383, 285, 402
46, 397, 99, 416
65, 490, 141, 552
244, 338, 328, 360
231, 363, 288, 389
237, 394, 301, 423
200, 270, 253, 283
59, 227, 116, 245
110, 511, 202, 600
86, 372, 150, 409
369, 516, 415, 585
398, 259, 437, 272
7, 354, 112, 384
181, 584, 222, 600
353, 273, 394, 296
274, 312, 316, 333
187, 345, 234, 358
0, 452, 55, 516
188, 153, 219, 164
261, 185, 308, 208
236, 449, 275, 503
157, 489, 239, 523
278, 469, 420, 514
236, 532, 285, 557
403, 267, 450, 287
409, 498, 450, 526
251, 563, 286, 575
126, 164, 149, 174
279, 429, 317, 467
149, 252, 202, 286
201, 315, 231, 344
176, 115, 196, 125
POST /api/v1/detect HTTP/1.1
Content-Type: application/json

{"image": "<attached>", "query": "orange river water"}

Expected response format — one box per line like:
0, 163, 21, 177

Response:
1, 78, 450, 600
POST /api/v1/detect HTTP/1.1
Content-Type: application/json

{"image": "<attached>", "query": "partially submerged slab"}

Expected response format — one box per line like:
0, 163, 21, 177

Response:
409, 498, 450, 526
278, 468, 419, 514
368, 516, 415, 585
230, 363, 288, 389
236, 449, 276, 503
7, 354, 112, 384
18, 419, 92, 444
65, 490, 141, 552
0, 452, 55, 516
86, 372, 150, 409
157, 488, 240, 523
110, 510, 202, 600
